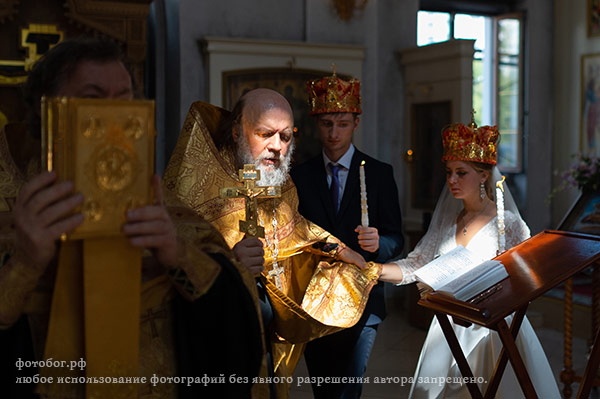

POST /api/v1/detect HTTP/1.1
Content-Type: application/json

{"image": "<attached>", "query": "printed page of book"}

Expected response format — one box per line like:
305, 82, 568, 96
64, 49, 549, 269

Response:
437, 260, 506, 300
413, 245, 481, 290
454, 266, 508, 301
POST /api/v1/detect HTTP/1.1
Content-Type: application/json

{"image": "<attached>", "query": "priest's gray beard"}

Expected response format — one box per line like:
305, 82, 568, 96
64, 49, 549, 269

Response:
236, 132, 295, 187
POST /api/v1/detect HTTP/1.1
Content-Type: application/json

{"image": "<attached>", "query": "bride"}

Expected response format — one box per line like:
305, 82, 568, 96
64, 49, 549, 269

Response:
379, 121, 560, 398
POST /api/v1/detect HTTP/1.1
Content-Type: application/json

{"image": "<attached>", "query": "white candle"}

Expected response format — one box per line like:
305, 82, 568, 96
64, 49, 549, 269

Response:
496, 176, 506, 254
360, 160, 369, 227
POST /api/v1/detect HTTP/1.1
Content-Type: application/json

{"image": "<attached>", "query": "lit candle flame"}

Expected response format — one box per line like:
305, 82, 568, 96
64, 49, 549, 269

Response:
496, 175, 505, 191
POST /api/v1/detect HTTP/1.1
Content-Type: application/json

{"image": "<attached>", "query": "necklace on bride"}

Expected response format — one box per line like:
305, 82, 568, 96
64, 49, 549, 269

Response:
460, 200, 490, 236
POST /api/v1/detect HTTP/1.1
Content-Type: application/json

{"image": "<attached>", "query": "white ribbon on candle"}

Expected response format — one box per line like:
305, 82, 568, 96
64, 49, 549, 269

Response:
496, 176, 506, 254
360, 160, 369, 227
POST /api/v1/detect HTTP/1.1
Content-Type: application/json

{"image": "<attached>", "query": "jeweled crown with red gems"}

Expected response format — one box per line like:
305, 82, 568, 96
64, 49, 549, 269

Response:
441, 116, 500, 165
306, 71, 362, 115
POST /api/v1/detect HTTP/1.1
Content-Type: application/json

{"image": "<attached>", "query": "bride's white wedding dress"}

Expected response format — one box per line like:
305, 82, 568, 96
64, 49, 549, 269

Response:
395, 211, 560, 398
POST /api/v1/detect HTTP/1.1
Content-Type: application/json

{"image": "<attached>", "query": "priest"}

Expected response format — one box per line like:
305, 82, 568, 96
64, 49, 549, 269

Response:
164, 88, 382, 398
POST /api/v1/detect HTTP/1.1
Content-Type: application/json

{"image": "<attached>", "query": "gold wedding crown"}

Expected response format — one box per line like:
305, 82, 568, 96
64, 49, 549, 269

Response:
306, 69, 362, 115
441, 114, 499, 165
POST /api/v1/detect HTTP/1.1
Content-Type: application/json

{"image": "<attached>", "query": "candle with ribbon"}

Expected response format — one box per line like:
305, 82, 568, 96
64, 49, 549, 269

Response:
496, 176, 506, 254
360, 160, 369, 226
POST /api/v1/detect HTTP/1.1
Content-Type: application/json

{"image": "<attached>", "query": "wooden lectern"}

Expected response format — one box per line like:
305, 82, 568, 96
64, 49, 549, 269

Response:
418, 230, 600, 399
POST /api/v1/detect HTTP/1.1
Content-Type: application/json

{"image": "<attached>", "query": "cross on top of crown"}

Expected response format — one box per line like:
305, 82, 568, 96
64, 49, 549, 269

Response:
470, 109, 477, 129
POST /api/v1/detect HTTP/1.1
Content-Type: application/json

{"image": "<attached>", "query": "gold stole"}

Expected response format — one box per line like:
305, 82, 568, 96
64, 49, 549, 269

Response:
39, 98, 155, 398
41, 239, 141, 398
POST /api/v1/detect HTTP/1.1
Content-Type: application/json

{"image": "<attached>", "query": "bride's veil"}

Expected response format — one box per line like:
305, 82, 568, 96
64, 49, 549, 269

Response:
416, 166, 523, 260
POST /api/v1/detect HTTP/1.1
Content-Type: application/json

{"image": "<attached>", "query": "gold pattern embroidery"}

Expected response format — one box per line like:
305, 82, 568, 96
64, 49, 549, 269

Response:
82, 115, 106, 139
82, 199, 102, 222
124, 115, 144, 140
93, 145, 135, 192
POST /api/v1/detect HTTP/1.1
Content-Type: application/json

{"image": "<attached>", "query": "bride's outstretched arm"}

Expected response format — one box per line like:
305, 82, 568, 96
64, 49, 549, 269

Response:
379, 263, 404, 284
379, 256, 424, 284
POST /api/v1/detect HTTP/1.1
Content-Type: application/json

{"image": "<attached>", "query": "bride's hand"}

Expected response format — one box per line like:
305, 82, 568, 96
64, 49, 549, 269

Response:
379, 263, 404, 284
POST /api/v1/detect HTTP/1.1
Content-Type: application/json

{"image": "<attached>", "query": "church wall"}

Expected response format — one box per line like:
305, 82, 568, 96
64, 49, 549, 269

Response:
520, 0, 554, 233
552, 0, 596, 227
178, 0, 306, 125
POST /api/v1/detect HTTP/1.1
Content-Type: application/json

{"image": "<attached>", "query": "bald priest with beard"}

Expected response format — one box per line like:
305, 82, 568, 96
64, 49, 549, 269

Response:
163, 89, 382, 398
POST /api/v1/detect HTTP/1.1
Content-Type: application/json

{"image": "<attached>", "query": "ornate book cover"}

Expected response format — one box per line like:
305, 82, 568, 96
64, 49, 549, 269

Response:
41, 97, 155, 239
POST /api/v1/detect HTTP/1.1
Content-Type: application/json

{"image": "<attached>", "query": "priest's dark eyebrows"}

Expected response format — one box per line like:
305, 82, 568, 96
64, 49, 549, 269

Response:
255, 129, 293, 142
76, 83, 132, 99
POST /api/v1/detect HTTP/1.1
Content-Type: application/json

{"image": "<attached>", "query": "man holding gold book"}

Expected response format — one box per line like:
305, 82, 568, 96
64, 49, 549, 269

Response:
163, 88, 382, 398
0, 37, 263, 399
291, 72, 403, 398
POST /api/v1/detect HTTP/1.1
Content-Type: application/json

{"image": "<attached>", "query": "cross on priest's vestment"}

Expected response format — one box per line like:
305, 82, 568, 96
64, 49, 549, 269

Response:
141, 307, 168, 338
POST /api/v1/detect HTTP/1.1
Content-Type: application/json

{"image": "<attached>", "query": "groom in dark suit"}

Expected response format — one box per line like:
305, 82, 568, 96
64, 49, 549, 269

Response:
291, 72, 404, 398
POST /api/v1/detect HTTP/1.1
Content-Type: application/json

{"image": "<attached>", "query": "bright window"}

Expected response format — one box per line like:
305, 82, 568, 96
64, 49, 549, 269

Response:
417, 11, 522, 172
417, 11, 451, 46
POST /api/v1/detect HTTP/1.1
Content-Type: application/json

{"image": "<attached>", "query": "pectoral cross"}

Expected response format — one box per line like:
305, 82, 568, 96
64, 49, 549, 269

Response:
267, 263, 285, 291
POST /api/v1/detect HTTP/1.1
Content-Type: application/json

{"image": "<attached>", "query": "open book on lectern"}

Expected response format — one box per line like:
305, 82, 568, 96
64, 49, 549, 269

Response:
413, 246, 509, 302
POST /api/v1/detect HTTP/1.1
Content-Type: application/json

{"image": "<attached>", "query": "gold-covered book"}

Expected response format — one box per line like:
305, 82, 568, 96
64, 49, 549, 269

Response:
41, 97, 155, 239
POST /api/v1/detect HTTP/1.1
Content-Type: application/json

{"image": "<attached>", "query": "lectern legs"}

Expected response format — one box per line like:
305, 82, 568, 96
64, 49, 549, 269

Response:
485, 307, 527, 398
435, 313, 483, 399
495, 316, 537, 398
577, 327, 600, 398
434, 306, 538, 399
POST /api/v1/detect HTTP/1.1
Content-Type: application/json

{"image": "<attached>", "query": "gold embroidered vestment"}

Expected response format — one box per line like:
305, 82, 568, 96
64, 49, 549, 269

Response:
163, 101, 382, 397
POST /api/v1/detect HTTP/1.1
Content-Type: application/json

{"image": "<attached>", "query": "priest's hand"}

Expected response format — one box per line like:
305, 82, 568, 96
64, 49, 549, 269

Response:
337, 246, 368, 269
123, 175, 178, 268
13, 171, 84, 272
355, 225, 379, 253
233, 237, 265, 276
